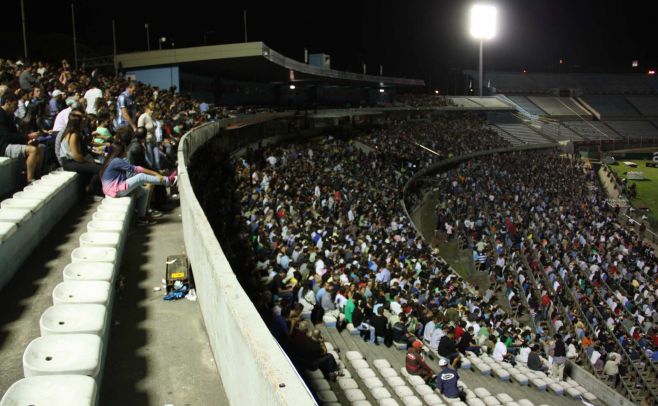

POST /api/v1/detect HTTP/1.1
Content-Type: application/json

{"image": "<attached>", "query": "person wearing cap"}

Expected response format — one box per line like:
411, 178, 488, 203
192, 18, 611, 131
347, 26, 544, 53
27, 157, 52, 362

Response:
47, 89, 65, 127
436, 358, 465, 401
405, 340, 434, 383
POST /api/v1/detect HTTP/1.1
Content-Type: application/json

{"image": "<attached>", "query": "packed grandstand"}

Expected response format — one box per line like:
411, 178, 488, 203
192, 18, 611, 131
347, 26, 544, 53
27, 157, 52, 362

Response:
0, 47, 657, 406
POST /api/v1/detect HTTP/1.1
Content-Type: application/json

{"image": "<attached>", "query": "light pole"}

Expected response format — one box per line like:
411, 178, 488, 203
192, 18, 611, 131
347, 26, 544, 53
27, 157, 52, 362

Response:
159, 37, 166, 50
469, 4, 497, 96
145, 23, 150, 51
20, 0, 28, 59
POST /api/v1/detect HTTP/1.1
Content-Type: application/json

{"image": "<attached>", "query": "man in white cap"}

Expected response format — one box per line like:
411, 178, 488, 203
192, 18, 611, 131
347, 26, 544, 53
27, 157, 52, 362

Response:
436, 358, 465, 401
47, 89, 65, 127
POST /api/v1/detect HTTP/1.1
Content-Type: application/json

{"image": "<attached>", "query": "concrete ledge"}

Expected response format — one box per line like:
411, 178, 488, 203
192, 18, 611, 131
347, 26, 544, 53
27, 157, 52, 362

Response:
178, 121, 316, 406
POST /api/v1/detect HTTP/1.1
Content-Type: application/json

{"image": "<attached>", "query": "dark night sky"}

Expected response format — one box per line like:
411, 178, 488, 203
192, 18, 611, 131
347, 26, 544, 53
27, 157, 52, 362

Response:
1, 1, 655, 89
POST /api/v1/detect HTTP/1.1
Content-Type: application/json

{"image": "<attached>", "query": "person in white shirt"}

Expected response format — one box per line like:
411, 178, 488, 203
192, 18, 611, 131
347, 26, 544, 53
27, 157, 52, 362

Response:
492, 336, 508, 362
423, 318, 436, 343
429, 325, 445, 351
83, 81, 103, 115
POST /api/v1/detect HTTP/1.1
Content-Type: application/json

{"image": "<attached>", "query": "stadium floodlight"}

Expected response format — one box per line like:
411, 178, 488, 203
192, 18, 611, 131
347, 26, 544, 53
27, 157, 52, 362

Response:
289, 84, 296, 90
469, 4, 497, 96
379, 88, 385, 93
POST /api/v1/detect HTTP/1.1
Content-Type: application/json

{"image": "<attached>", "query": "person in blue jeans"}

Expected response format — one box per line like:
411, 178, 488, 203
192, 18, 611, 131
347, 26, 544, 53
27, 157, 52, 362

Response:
100, 142, 176, 225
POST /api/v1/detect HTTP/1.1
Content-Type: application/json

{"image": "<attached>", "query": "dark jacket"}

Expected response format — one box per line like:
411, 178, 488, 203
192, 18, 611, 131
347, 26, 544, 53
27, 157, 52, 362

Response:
0, 108, 26, 155
370, 314, 387, 338
438, 335, 458, 357
436, 367, 460, 398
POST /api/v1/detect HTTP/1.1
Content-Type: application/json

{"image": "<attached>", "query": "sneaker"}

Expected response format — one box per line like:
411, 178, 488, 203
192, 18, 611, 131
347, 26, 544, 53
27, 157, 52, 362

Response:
148, 209, 163, 218
136, 216, 157, 226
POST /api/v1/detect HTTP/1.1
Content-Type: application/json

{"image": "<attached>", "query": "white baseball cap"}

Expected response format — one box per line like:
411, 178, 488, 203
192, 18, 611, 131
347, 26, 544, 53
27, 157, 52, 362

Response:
439, 359, 448, 366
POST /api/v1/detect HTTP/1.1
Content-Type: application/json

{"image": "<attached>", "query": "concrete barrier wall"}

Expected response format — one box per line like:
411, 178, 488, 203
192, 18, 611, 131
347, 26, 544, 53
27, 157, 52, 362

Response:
177, 120, 316, 406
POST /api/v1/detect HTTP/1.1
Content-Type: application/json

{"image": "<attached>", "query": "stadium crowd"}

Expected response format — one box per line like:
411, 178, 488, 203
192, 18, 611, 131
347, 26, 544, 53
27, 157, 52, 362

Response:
0, 57, 220, 223
226, 113, 656, 402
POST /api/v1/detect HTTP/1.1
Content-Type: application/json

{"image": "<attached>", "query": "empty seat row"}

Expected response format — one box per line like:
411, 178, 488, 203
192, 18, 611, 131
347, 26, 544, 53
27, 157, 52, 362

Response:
467, 353, 597, 403
1, 196, 134, 406
0, 171, 81, 291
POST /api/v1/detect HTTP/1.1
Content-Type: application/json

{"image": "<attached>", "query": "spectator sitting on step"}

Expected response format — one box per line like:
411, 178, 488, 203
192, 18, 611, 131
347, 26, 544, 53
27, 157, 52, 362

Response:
352, 299, 376, 344
492, 334, 516, 365
527, 345, 549, 373
436, 358, 466, 401
438, 327, 462, 367
298, 328, 342, 381
406, 340, 434, 383
0, 93, 44, 182
99, 142, 176, 226
457, 325, 481, 355
391, 313, 416, 346
369, 306, 388, 345
58, 110, 102, 199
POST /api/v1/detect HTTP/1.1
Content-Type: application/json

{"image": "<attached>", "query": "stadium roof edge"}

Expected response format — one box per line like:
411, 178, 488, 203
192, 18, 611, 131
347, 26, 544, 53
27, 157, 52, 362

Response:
116, 41, 425, 87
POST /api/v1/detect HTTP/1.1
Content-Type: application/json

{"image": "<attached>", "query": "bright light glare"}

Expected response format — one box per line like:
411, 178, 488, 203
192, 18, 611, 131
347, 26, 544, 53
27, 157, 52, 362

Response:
379, 88, 385, 93
649, 70, 656, 75
470, 4, 497, 40
289, 84, 296, 90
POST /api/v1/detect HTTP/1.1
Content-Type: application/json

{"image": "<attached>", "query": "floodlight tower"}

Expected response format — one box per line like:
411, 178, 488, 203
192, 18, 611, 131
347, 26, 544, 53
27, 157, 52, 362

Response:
470, 4, 497, 96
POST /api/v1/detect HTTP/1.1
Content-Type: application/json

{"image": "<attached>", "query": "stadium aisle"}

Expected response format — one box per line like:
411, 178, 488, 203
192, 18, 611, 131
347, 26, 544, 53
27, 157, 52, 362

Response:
100, 206, 228, 406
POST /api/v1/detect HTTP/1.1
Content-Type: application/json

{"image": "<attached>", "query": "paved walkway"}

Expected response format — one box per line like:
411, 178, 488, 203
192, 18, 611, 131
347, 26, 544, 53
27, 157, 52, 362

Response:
101, 205, 227, 406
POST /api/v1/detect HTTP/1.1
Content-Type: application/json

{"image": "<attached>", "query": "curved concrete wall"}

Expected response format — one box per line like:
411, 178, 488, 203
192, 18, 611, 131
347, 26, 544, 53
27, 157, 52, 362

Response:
177, 119, 316, 406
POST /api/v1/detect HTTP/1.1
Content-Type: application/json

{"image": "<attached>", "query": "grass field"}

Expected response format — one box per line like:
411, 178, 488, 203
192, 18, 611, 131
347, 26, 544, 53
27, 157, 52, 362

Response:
608, 160, 658, 223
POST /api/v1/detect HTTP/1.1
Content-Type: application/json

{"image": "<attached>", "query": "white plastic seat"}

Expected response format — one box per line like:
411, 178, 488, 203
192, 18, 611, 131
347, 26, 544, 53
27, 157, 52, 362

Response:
24, 183, 58, 194
352, 401, 372, 406
373, 359, 391, 370
0, 221, 18, 242
565, 386, 585, 398
0, 375, 96, 406
324, 342, 334, 352
79, 232, 121, 249
93, 211, 128, 228
346, 351, 363, 361
394, 385, 414, 398
1, 197, 42, 212
351, 359, 369, 369
481, 396, 500, 406
87, 220, 123, 234
322, 315, 337, 327
460, 358, 471, 369
517, 400, 534, 406
547, 382, 564, 395
363, 377, 384, 389
316, 390, 338, 403
13, 189, 54, 202
63, 262, 114, 282
71, 247, 117, 264
97, 203, 130, 214
385, 376, 406, 387
473, 362, 491, 375
371, 387, 391, 400
101, 196, 132, 206
379, 399, 399, 406
400, 395, 422, 406
39, 304, 107, 336
473, 388, 491, 398
407, 375, 425, 387
0, 208, 32, 225
357, 368, 376, 379
582, 392, 596, 402
510, 372, 528, 385
52, 281, 111, 306
344, 389, 366, 402
380, 367, 397, 378
306, 368, 323, 379
311, 378, 330, 391
492, 367, 510, 381
529, 378, 547, 391
415, 385, 433, 396
337, 378, 358, 390
422, 393, 444, 405
23, 334, 102, 378
399, 367, 410, 377
466, 399, 485, 406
